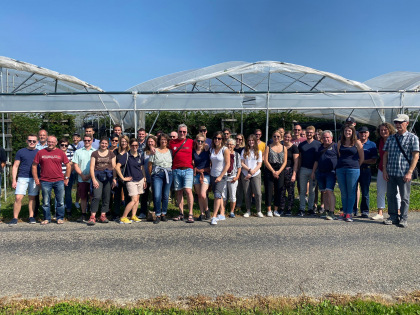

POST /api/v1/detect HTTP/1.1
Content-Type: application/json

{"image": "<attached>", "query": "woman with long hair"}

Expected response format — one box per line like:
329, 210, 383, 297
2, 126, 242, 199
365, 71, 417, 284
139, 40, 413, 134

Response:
89, 137, 117, 225
209, 131, 230, 225
264, 130, 287, 217
373, 122, 400, 220
149, 134, 173, 224
112, 135, 130, 221
336, 126, 364, 222
241, 134, 263, 217
225, 138, 242, 218
234, 133, 245, 211
193, 134, 211, 220
279, 131, 299, 216
140, 135, 157, 220
116, 138, 147, 224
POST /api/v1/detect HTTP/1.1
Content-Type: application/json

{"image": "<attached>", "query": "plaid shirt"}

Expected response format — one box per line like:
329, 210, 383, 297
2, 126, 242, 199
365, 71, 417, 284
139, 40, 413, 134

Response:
383, 131, 419, 177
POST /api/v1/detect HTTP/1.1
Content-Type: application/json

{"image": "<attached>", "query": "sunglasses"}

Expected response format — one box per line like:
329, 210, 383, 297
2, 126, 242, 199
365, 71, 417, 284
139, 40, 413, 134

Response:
255, 134, 262, 136
60, 144, 69, 147
224, 133, 230, 135
131, 144, 139, 147
170, 136, 177, 138
27, 140, 37, 143
84, 139, 92, 142
200, 129, 207, 132
214, 137, 222, 140
273, 136, 281, 138
178, 130, 187, 134
111, 139, 119, 142
393, 121, 403, 125
196, 140, 204, 143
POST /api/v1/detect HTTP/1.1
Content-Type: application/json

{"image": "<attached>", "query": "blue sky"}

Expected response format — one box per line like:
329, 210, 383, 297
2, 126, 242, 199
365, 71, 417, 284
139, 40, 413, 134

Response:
1, 0, 420, 91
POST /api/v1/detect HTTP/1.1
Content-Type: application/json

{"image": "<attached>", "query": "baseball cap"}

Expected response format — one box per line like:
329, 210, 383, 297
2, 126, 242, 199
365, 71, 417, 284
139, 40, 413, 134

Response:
345, 117, 356, 124
393, 114, 409, 123
358, 126, 369, 133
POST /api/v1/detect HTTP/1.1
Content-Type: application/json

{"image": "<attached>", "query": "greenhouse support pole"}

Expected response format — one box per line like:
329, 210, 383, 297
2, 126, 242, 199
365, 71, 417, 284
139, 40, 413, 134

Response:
1, 70, 5, 201
265, 72, 271, 143
241, 110, 243, 134
333, 111, 337, 141
133, 92, 138, 134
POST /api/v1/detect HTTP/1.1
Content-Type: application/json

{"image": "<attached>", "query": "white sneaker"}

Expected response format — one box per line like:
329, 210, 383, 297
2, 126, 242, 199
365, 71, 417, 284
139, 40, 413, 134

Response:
267, 211, 273, 217
210, 217, 218, 225
371, 214, 384, 220
243, 211, 251, 218
74, 202, 80, 209
217, 215, 226, 221
257, 212, 264, 218
273, 211, 281, 217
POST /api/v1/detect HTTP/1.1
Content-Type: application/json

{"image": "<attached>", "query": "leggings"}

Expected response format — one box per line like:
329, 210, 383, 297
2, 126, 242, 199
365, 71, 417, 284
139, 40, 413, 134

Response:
279, 167, 295, 211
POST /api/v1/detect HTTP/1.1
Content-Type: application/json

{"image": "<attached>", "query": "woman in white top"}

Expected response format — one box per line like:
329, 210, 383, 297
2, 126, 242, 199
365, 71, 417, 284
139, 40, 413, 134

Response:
209, 131, 230, 225
225, 138, 242, 218
241, 134, 263, 217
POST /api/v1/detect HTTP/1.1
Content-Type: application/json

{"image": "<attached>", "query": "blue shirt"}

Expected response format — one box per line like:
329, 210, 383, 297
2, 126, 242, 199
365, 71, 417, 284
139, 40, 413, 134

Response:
15, 147, 39, 178
361, 139, 378, 168
316, 143, 338, 172
117, 151, 144, 181
77, 139, 100, 150
193, 150, 210, 174
337, 145, 360, 169
298, 140, 322, 169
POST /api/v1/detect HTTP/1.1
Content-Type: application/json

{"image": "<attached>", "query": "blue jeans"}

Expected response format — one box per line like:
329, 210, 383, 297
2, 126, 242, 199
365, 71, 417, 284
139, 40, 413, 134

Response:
336, 168, 360, 215
41, 180, 65, 221
152, 170, 173, 216
64, 172, 76, 210
358, 167, 371, 214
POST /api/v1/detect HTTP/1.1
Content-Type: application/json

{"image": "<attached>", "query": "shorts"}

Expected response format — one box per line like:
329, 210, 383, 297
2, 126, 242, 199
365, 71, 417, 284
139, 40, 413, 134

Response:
316, 170, 336, 191
127, 178, 145, 196
193, 174, 210, 185
173, 168, 193, 191
210, 175, 227, 199
77, 182, 91, 199
15, 177, 39, 196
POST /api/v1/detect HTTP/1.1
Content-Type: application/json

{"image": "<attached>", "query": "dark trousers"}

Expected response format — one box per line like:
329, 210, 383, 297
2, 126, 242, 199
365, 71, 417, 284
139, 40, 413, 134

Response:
264, 168, 284, 208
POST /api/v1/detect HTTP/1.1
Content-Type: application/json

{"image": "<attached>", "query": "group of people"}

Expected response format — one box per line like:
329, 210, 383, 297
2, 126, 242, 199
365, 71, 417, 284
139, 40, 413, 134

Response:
6, 113, 419, 228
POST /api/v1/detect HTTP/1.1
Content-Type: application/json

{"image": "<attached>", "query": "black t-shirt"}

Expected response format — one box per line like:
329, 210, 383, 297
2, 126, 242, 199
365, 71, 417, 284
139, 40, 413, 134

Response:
298, 140, 322, 169
286, 144, 299, 168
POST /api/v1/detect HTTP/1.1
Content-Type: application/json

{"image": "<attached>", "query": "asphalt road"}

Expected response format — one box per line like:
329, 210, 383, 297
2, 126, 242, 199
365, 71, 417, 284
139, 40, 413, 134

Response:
1, 213, 419, 301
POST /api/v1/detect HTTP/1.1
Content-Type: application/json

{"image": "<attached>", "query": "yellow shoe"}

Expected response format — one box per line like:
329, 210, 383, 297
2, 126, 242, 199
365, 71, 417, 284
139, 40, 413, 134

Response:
131, 215, 141, 222
119, 217, 132, 224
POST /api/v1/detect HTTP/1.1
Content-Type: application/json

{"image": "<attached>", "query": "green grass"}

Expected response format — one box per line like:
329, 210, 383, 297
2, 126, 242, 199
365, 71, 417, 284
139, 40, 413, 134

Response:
2, 181, 420, 222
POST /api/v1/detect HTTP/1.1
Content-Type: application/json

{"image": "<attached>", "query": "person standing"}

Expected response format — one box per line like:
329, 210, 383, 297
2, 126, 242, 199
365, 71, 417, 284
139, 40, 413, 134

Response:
225, 138, 242, 218
9, 134, 39, 225
139, 136, 156, 219
112, 135, 130, 221
383, 114, 419, 228
149, 134, 173, 224
77, 125, 100, 150
169, 124, 195, 222
222, 128, 232, 146
34, 129, 48, 217
137, 128, 147, 153
254, 129, 266, 159
357, 127, 378, 218
199, 125, 212, 147
311, 131, 338, 220
193, 134, 211, 220
336, 126, 364, 222
373, 123, 400, 220
32, 136, 71, 225
264, 131, 287, 217
297, 126, 321, 216
58, 137, 74, 217
73, 135, 96, 222
113, 124, 123, 137
234, 133, 246, 212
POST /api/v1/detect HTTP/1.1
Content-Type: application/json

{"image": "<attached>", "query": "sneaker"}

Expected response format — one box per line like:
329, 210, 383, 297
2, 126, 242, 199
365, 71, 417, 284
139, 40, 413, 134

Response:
112, 216, 120, 222
229, 212, 235, 218
318, 207, 325, 215
138, 213, 147, 219
74, 202, 80, 209
9, 218, 18, 226
243, 211, 251, 218
384, 218, 399, 225
307, 210, 316, 216
217, 215, 226, 221
210, 217, 218, 225
257, 212, 264, 218
345, 214, 353, 222
205, 210, 211, 220
371, 214, 384, 220
131, 215, 141, 222
267, 211, 273, 217
325, 211, 335, 220
99, 214, 109, 223
87, 216, 96, 226
337, 213, 345, 221
153, 216, 161, 224
297, 210, 304, 217
196, 214, 204, 221
119, 217, 132, 224
161, 215, 168, 222
77, 214, 88, 222
273, 211, 281, 217
399, 219, 408, 228
285, 210, 292, 216
361, 213, 369, 218
28, 217, 36, 224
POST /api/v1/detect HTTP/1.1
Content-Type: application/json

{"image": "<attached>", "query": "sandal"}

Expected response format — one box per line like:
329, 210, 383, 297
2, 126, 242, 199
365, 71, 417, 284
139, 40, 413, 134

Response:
41, 220, 49, 225
173, 213, 184, 221
57, 219, 64, 224
186, 215, 195, 223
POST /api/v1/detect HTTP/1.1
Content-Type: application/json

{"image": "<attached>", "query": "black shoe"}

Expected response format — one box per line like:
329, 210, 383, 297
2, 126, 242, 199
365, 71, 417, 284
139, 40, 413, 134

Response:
297, 210, 304, 217
384, 218, 399, 225
161, 215, 168, 222
307, 210, 316, 216
153, 216, 161, 224
285, 210, 292, 216
361, 213, 369, 218
197, 214, 205, 221
205, 210, 211, 220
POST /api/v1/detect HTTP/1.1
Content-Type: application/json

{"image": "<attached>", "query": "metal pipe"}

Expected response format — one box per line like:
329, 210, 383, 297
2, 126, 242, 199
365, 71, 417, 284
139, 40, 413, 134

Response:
265, 72, 271, 143
133, 92, 137, 134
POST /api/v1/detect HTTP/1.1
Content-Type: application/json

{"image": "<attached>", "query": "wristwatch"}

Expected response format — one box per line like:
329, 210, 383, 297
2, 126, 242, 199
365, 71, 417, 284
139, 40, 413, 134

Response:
64, 176, 69, 179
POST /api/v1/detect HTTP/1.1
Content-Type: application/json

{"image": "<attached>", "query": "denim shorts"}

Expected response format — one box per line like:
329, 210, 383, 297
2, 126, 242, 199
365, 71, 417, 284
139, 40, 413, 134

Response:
173, 168, 193, 191
316, 170, 336, 191
193, 174, 210, 185
15, 177, 40, 196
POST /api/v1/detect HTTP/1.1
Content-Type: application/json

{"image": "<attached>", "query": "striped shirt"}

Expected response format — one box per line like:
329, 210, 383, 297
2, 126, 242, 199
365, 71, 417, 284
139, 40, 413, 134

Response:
61, 150, 74, 174
383, 131, 419, 177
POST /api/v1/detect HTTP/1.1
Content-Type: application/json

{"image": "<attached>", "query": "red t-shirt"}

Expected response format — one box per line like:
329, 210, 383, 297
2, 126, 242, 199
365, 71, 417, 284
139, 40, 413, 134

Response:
34, 148, 69, 182
168, 138, 194, 169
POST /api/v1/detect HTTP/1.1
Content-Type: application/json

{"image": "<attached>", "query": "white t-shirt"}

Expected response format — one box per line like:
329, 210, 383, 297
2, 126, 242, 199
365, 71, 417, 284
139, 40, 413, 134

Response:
241, 150, 263, 177
210, 147, 226, 177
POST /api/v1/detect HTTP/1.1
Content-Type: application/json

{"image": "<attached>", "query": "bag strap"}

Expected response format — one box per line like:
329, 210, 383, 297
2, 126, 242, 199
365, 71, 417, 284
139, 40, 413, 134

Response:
395, 135, 411, 164
172, 139, 187, 159
122, 152, 129, 176
320, 142, 334, 156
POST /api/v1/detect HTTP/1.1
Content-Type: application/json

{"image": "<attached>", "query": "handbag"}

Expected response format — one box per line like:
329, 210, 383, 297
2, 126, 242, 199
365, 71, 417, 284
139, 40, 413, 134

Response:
395, 135, 418, 179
